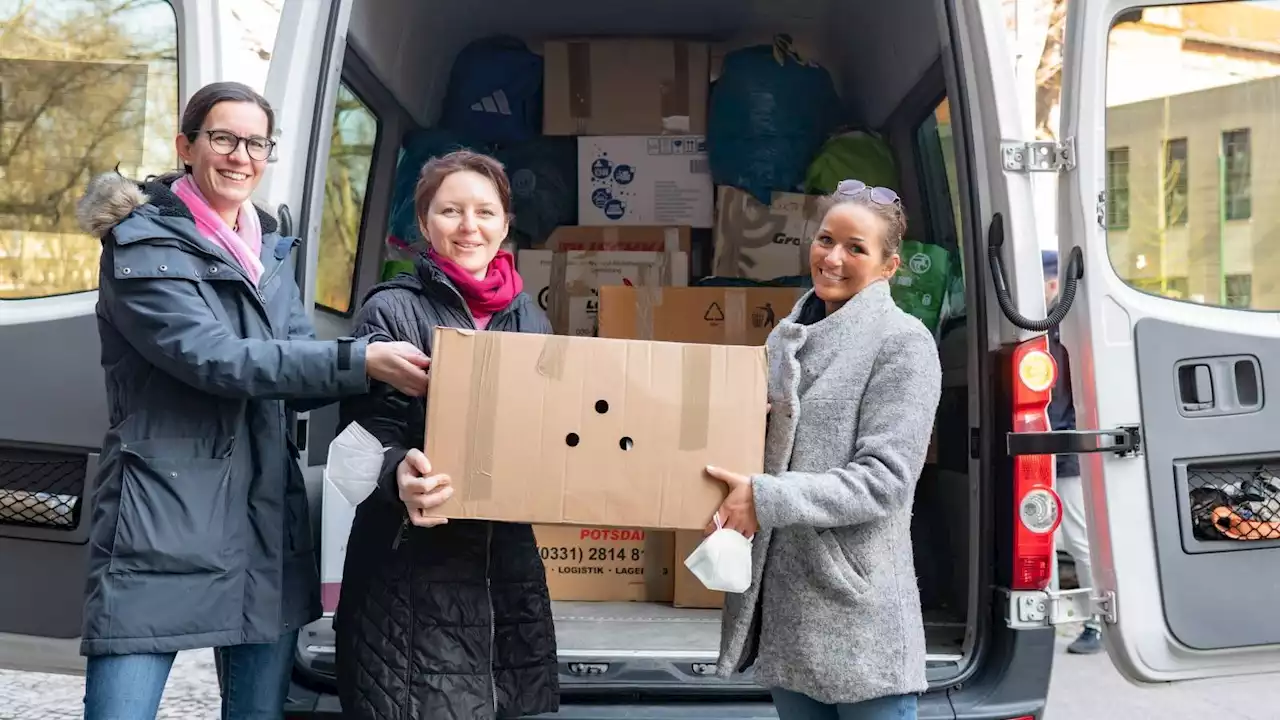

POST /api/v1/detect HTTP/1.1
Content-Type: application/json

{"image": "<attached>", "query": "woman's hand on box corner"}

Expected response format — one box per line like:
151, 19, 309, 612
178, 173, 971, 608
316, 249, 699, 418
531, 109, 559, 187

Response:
397, 448, 452, 527
704, 465, 759, 539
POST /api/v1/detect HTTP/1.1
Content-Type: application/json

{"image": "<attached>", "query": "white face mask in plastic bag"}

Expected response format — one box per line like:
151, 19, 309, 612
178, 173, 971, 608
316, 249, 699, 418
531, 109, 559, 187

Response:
682, 513, 754, 594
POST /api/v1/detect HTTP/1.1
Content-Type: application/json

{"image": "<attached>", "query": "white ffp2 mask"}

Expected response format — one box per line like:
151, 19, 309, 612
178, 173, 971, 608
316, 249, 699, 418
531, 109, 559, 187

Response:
682, 514, 753, 594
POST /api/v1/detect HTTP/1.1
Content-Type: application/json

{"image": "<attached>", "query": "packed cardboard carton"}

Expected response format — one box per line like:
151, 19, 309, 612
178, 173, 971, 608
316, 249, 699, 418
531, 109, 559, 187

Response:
383, 32, 958, 611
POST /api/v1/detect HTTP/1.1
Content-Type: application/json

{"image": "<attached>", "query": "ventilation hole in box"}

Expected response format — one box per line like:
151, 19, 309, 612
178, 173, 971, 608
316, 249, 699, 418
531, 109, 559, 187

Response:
619, 437, 634, 451
595, 400, 609, 414
566, 433, 580, 448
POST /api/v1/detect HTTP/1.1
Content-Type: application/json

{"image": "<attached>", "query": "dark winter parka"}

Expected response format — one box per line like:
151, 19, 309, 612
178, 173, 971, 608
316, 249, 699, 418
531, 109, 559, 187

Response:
334, 257, 559, 720
76, 172, 370, 656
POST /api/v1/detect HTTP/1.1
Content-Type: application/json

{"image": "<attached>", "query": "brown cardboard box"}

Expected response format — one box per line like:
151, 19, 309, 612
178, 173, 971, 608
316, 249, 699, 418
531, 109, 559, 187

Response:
539, 225, 692, 254
534, 525, 674, 602
543, 39, 709, 136
577, 136, 714, 228
423, 327, 767, 530
597, 286, 805, 345
673, 530, 724, 609
713, 186, 827, 281
516, 247, 689, 337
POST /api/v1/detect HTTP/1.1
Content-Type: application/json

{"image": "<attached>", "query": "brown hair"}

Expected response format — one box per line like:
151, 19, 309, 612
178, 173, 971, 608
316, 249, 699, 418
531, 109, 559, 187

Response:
825, 190, 908, 259
414, 150, 513, 234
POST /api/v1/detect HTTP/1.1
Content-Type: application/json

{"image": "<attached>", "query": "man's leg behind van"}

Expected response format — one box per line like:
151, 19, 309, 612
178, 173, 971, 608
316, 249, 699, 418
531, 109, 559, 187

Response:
83, 651, 176, 719
1057, 473, 1102, 654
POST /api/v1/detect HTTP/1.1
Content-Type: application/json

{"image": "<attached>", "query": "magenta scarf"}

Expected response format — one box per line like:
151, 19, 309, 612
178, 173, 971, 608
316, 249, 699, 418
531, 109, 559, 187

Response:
172, 174, 265, 285
428, 247, 524, 318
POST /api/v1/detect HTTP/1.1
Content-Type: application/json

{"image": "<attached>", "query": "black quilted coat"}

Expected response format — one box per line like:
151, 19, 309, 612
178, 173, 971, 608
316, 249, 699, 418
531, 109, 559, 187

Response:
334, 256, 559, 719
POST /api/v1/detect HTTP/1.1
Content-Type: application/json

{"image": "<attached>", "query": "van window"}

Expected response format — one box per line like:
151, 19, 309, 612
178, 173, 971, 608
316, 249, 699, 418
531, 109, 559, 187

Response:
315, 83, 379, 314
917, 99, 963, 247
1106, 1, 1280, 309
0, 0, 178, 300
1106, 148, 1130, 229
914, 98, 965, 325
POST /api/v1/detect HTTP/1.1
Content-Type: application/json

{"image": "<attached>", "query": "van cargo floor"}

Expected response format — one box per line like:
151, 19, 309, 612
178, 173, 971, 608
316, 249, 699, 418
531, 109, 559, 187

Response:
553, 601, 721, 659
552, 601, 966, 663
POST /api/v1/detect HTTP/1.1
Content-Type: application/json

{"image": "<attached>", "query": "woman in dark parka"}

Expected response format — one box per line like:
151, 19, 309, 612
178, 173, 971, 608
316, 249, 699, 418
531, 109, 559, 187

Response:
76, 81, 430, 719
334, 150, 559, 719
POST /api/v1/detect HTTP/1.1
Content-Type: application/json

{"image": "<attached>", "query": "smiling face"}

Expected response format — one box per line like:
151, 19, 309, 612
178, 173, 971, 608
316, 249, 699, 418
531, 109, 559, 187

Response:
423, 170, 509, 278
810, 202, 902, 312
176, 100, 270, 223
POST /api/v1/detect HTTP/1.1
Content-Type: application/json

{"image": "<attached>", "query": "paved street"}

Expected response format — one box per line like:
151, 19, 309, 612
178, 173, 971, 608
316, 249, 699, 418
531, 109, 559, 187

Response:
1043, 629, 1280, 720
0, 651, 219, 720
3, 631, 1279, 718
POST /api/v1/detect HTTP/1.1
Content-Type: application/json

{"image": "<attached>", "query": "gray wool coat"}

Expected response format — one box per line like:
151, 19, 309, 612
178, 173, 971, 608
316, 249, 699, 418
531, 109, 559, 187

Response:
716, 279, 942, 705
75, 172, 371, 656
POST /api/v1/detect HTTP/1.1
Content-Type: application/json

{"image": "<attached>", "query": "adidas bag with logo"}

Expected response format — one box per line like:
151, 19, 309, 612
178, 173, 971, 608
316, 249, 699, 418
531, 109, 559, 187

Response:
440, 36, 543, 145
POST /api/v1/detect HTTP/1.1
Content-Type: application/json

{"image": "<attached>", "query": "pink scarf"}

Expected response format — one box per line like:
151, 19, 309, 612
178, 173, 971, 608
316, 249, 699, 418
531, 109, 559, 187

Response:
172, 174, 265, 285
428, 247, 524, 319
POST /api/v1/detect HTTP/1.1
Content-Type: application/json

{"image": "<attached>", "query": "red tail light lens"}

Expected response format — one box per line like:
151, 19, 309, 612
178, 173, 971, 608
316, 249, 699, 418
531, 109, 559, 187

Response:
1011, 336, 1062, 590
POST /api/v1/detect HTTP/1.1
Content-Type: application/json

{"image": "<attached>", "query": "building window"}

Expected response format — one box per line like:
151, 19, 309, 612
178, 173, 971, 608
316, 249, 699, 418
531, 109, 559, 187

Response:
1133, 275, 1189, 300
1163, 138, 1189, 227
1106, 147, 1130, 229
1225, 274, 1252, 308
315, 83, 380, 314
1222, 129, 1251, 221
0, 1, 178, 299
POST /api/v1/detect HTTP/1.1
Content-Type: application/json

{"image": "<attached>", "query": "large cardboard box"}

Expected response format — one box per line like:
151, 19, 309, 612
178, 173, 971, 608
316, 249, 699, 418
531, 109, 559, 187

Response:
673, 530, 725, 609
517, 247, 689, 337
423, 327, 767, 530
713, 186, 827, 280
543, 39, 709, 136
597, 286, 804, 345
534, 525, 674, 602
539, 225, 691, 254
578, 136, 713, 228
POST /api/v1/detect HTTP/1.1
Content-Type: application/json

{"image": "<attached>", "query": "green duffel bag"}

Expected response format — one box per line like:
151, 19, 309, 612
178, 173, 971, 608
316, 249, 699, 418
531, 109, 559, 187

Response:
804, 130, 899, 195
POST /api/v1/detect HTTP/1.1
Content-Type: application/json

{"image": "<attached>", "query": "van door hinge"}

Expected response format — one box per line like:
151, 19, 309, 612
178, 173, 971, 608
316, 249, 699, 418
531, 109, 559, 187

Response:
1005, 588, 1117, 629
1001, 138, 1076, 173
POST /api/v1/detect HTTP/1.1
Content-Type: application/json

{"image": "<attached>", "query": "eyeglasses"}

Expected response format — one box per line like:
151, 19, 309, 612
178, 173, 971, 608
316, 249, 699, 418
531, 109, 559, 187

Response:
836, 179, 901, 206
200, 130, 275, 162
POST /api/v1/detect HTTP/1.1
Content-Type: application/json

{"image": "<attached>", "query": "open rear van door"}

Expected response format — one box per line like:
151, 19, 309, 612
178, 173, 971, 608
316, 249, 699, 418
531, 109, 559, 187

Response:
1052, 0, 1280, 684
0, 0, 230, 675
253, 0, 353, 306
249, 0, 353, 477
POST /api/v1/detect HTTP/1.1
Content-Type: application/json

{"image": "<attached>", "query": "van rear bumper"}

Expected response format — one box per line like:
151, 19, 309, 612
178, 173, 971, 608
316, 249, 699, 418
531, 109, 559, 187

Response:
284, 628, 1055, 720
282, 690, 955, 719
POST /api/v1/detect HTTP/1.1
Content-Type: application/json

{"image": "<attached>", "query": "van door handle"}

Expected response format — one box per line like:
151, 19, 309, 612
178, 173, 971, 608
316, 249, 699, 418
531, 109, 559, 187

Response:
1007, 426, 1141, 457
278, 203, 293, 237
1177, 363, 1215, 411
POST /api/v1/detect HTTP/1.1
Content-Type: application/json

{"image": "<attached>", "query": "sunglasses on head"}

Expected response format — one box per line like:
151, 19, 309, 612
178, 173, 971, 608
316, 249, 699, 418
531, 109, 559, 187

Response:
835, 179, 901, 206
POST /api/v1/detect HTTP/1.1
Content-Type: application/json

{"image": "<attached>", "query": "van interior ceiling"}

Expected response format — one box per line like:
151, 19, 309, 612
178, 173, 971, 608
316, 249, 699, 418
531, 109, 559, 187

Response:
303, 0, 978, 695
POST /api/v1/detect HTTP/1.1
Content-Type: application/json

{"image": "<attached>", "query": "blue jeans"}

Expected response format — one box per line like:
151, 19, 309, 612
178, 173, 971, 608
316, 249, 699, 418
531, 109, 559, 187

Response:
83, 631, 297, 720
771, 688, 919, 720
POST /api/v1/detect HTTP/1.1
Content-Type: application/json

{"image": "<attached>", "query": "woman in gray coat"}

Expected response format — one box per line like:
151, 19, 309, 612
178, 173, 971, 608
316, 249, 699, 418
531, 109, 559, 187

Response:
705, 180, 942, 720
74, 82, 430, 719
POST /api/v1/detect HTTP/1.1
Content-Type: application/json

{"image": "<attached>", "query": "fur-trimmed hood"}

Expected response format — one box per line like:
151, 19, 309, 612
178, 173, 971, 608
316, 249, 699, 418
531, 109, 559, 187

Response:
76, 171, 279, 240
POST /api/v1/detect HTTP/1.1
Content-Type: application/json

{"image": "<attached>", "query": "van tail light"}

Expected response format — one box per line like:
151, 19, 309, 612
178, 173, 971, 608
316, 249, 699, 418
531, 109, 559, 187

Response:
1011, 335, 1062, 591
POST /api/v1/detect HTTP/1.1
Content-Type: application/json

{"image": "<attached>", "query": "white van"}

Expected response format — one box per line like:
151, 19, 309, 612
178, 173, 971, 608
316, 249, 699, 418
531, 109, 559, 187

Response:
3, 0, 1280, 717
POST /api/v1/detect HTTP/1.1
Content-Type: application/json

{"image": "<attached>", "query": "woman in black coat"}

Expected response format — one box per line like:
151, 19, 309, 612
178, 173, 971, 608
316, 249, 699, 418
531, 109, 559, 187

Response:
334, 150, 558, 719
